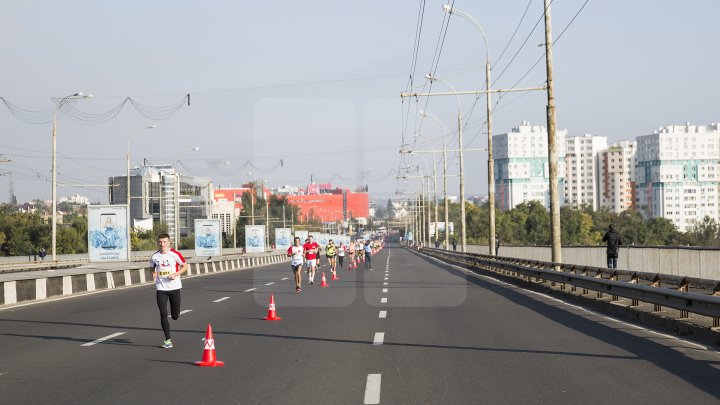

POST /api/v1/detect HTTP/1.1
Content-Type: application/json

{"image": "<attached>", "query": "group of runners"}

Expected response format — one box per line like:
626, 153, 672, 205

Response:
148, 232, 384, 349
286, 234, 384, 292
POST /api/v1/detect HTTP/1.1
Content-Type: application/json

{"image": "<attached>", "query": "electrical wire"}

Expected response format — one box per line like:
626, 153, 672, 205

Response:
0, 94, 190, 125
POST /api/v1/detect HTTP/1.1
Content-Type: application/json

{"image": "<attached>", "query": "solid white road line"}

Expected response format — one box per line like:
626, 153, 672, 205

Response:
81, 332, 126, 347
381, 297, 388, 303
424, 252, 715, 352
382, 288, 388, 293
379, 310, 387, 319
265, 282, 274, 286
373, 332, 385, 345
213, 297, 230, 303
244, 288, 257, 292
364, 374, 382, 404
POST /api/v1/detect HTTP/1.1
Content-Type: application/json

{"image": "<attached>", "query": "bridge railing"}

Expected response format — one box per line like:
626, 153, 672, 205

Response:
420, 247, 720, 323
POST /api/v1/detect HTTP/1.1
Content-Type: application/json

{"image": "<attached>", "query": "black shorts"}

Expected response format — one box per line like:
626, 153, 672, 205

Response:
291, 264, 302, 273
326, 255, 336, 259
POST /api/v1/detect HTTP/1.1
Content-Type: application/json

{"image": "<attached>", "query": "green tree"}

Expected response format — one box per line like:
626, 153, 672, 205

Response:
6, 230, 32, 256
561, 207, 596, 245
684, 216, 719, 246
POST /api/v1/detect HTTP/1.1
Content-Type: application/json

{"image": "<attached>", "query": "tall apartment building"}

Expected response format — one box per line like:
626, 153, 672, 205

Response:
600, 140, 637, 213
109, 164, 211, 240
564, 134, 607, 210
494, 121, 567, 210
636, 123, 720, 231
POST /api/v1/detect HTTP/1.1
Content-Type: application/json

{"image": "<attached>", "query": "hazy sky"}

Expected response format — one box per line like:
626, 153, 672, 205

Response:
1, 1, 718, 204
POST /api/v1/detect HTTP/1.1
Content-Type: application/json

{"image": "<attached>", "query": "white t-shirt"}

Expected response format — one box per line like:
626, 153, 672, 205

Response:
150, 249, 186, 291
287, 245, 304, 266
338, 245, 345, 256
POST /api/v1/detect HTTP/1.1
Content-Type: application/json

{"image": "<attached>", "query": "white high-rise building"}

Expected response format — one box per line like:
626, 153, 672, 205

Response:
109, 164, 211, 240
636, 123, 720, 231
600, 140, 637, 213
564, 134, 607, 210
494, 121, 567, 210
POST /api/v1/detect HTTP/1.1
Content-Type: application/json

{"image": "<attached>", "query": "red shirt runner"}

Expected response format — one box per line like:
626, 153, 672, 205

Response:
303, 241, 320, 260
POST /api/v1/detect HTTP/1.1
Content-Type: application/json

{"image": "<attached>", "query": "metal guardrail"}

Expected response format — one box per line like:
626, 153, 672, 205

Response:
420, 247, 720, 322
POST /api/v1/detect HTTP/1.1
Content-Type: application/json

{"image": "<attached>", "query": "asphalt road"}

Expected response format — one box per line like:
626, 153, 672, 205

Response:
1, 246, 719, 404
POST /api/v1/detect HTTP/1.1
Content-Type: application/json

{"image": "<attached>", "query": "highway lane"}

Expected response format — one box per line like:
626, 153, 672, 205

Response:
1, 246, 719, 404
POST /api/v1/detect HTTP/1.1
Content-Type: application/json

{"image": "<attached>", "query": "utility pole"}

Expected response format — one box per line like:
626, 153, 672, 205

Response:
251, 184, 255, 226
486, 61, 496, 256
265, 195, 270, 249
544, 0, 562, 266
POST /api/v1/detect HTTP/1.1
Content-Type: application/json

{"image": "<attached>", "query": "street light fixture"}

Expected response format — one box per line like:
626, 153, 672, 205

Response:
420, 109, 451, 250
51, 92, 92, 261
415, 132, 439, 246
442, 4, 496, 255
127, 124, 158, 260
425, 74, 467, 253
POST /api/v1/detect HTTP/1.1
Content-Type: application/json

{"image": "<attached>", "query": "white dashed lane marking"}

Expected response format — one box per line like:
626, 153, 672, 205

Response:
81, 332, 126, 347
265, 282, 274, 286
381, 297, 387, 304
373, 332, 385, 345
281, 277, 289, 281
244, 288, 257, 292
379, 311, 387, 319
213, 297, 230, 303
364, 374, 382, 404
382, 288, 388, 293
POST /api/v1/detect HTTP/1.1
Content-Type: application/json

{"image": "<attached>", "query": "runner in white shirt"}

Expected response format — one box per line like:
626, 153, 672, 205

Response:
337, 242, 346, 270
149, 233, 188, 349
287, 237, 304, 293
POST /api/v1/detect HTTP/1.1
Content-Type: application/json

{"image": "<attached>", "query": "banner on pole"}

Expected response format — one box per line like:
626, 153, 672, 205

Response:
88, 205, 128, 262
195, 219, 222, 257
245, 225, 266, 253
275, 228, 292, 250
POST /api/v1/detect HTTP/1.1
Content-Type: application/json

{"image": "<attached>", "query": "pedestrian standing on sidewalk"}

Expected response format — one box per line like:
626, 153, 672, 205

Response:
602, 224, 622, 269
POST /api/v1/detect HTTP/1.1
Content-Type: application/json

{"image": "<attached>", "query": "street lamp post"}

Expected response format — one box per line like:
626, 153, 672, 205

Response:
127, 125, 157, 260
420, 110, 450, 250
414, 133, 439, 246
443, 4, 496, 255
425, 74, 466, 252
51, 92, 91, 261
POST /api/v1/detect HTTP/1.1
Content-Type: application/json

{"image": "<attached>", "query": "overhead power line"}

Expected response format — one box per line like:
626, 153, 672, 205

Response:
0, 94, 190, 125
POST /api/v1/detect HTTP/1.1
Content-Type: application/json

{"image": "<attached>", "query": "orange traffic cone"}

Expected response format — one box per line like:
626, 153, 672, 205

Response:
263, 294, 282, 321
320, 272, 329, 287
331, 271, 339, 280
194, 324, 225, 367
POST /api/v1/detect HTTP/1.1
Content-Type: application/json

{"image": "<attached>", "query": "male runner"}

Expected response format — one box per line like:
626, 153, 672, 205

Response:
150, 233, 188, 349
287, 236, 304, 292
303, 235, 320, 285
326, 239, 337, 277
